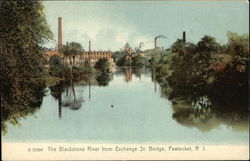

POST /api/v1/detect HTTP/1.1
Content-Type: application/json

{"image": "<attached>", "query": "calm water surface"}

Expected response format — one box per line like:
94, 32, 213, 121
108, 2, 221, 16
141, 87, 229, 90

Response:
3, 67, 249, 144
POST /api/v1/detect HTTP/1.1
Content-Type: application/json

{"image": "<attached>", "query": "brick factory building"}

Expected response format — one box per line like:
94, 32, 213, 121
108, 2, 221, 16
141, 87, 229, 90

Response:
81, 51, 114, 66
45, 17, 114, 66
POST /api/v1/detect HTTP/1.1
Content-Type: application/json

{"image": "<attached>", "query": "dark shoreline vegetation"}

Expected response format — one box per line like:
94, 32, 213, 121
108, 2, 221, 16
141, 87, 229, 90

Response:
1, 1, 248, 134
152, 33, 248, 129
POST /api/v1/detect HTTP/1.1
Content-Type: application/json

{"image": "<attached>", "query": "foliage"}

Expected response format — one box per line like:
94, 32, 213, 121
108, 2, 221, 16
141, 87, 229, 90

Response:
94, 58, 111, 72
112, 51, 127, 62
72, 66, 93, 82
49, 55, 71, 79
116, 54, 146, 67
131, 54, 146, 66
0, 1, 53, 133
96, 72, 113, 86
209, 32, 248, 103
155, 32, 248, 109
59, 42, 83, 67
68, 42, 84, 67
116, 56, 128, 66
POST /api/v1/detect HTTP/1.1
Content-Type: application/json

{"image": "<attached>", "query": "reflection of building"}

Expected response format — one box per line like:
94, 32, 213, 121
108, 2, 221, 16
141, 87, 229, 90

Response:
124, 68, 132, 83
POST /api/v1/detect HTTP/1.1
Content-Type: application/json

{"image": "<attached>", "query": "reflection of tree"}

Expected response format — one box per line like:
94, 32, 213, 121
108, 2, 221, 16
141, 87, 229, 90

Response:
151, 67, 157, 92
133, 67, 142, 80
1, 86, 45, 135
172, 102, 248, 132
158, 80, 248, 132
50, 81, 84, 120
62, 85, 84, 110
50, 81, 68, 118
96, 72, 113, 86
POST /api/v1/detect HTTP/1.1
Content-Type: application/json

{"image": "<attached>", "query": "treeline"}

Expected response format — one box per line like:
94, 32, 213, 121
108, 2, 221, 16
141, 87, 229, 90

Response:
154, 32, 248, 108
1, 1, 53, 134
112, 51, 147, 66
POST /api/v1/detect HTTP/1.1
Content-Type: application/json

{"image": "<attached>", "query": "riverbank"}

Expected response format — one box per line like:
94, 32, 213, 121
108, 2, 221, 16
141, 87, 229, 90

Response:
153, 33, 248, 111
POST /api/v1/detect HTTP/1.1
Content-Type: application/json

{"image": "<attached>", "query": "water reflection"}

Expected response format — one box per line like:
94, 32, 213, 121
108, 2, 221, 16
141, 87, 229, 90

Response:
151, 68, 158, 93
49, 71, 113, 119
50, 81, 85, 118
121, 67, 145, 83
2, 67, 248, 143
1, 85, 46, 135
124, 68, 132, 82
96, 72, 113, 86
62, 85, 84, 110
157, 72, 248, 132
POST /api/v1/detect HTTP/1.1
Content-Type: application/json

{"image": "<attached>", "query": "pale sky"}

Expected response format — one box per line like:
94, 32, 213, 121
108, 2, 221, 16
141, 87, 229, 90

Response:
44, 1, 249, 51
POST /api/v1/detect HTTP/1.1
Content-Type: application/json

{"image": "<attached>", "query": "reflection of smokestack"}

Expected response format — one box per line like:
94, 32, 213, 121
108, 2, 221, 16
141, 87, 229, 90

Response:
183, 31, 186, 43
58, 17, 62, 50
89, 40, 91, 52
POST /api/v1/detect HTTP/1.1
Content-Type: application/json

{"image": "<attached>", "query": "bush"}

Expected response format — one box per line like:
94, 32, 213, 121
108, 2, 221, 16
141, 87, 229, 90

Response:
132, 55, 146, 66
49, 55, 70, 78
94, 58, 110, 72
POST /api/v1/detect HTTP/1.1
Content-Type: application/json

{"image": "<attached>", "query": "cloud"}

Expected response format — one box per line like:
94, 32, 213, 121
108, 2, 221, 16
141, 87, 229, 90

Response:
44, 3, 154, 51
61, 17, 153, 51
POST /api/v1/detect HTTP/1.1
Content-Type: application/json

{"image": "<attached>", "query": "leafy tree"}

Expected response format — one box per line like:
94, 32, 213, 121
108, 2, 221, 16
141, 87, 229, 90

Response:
155, 32, 248, 111
94, 58, 110, 72
209, 33, 248, 104
197, 35, 221, 53
59, 43, 71, 65
59, 42, 83, 67
68, 42, 84, 67
112, 51, 127, 62
132, 54, 146, 66
170, 39, 186, 53
0, 1, 53, 133
49, 55, 70, 78
116, 56, 126, 66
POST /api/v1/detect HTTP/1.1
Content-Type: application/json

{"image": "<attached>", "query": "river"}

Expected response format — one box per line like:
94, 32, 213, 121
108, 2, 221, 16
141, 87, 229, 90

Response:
2, 67, 249, 144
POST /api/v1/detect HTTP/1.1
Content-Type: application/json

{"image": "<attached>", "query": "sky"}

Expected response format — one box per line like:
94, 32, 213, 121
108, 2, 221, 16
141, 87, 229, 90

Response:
43, 1, 249, 51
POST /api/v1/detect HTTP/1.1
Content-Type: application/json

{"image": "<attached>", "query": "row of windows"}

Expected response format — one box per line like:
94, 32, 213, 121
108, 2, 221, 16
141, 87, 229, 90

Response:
82, 57, 111, 61
83, 52, 111, 56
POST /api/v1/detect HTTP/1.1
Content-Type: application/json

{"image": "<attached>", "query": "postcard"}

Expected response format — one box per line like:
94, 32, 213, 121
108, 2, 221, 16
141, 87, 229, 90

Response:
1, 0, 249, 160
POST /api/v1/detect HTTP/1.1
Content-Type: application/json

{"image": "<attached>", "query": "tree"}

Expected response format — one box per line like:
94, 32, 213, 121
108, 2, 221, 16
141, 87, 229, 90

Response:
68, 42, 84, 67
132, 55, 146, 66
0, 1, 53, 133
197, 35, 221, 53
48, 55, 70, 78
60, 43, 72, 65
60, 42, 83, 67
170, 39, 186, 53
94, 58, 110, 72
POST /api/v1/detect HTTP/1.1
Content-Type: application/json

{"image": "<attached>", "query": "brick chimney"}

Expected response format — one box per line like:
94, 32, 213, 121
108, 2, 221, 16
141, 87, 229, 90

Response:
89, 40, 91, 52
154, 37, 157, 49
58, 17, 62, 50
183, 31, 186, 43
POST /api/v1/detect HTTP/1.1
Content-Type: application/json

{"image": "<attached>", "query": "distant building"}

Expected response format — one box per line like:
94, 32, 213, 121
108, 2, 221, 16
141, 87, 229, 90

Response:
80, 51, 114, 66
45, 50, 114, 67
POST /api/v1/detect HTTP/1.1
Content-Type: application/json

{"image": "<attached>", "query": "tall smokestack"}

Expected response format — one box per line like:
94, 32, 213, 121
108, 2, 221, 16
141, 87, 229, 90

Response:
89, 40, 91, 52
154, 38, 157, 49
183, 31, 186, 43
58, 17, 62, 50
